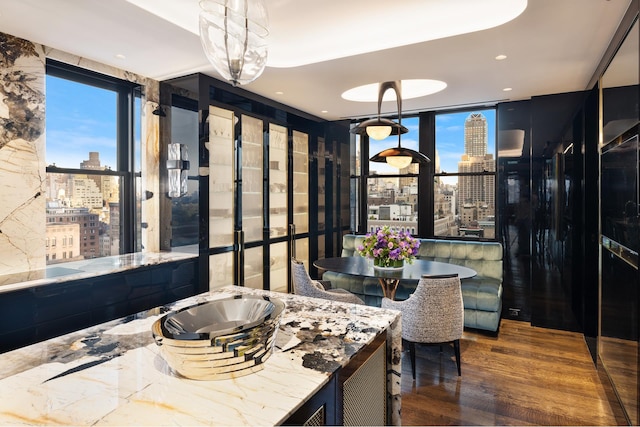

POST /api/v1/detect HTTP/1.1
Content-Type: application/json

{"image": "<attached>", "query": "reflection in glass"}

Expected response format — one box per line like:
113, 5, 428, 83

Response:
170, 105, 199, 248
599, 18, 639, 426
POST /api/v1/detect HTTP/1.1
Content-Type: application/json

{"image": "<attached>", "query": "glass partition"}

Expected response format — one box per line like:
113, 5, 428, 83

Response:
599, 18, 639, 426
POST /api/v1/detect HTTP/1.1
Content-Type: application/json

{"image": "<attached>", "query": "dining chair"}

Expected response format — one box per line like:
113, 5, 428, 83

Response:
381, 273, 463, 378
291, 258, 365, 305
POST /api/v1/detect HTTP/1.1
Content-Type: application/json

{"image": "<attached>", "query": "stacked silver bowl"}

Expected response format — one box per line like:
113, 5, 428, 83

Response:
152, 295, 285, 380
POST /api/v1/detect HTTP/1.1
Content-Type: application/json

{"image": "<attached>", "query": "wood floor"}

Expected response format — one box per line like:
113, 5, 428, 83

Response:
400, 319, 629, 426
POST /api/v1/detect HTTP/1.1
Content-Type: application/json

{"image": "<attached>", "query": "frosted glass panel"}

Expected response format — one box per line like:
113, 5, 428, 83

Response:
244, 246, 263, 289
242, 115, 263, 243
296, 237, 310, 270
210, 252, 234, 289
269, 241, 288, 294
209, 106, 235, 248
318, 137, 326, 232
269, 123, 288, 239
292, 130, 309, 234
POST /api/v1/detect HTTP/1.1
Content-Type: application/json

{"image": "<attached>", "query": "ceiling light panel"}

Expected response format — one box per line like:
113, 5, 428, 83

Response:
127, 0, 527, 68
342, 79, 447, 103
267, 0, 527, 67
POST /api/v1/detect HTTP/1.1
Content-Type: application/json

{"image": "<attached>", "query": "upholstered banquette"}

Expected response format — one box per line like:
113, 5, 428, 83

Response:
321, 234, 504, 332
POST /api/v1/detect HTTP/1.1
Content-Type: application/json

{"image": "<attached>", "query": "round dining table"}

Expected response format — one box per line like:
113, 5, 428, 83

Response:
313, 256, 477, 300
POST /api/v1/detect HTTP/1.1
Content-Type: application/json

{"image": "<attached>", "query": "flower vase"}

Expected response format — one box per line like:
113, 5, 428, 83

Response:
373, 257, 404, 270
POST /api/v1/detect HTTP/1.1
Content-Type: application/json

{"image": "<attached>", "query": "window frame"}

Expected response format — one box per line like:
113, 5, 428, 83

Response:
351, 108, 498, 241
45, 59, 141, 255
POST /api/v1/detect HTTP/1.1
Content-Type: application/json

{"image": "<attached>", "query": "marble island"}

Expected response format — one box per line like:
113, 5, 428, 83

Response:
0, 286, 401, 426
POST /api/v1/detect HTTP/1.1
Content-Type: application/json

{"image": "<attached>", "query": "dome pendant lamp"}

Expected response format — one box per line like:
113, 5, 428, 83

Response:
199, 0, 269, 86
367, 81, 431, 168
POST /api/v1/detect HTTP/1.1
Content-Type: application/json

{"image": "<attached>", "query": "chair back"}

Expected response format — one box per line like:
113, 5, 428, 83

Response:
291, 258, 365, 304
291, 258, 316, 296
402, 274, 464, 343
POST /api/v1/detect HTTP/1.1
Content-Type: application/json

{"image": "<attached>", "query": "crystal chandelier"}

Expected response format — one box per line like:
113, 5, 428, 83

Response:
199, 0, 269, 86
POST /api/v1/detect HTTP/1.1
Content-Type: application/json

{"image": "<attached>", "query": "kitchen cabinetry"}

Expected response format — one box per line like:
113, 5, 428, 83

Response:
162, 73, 350, 293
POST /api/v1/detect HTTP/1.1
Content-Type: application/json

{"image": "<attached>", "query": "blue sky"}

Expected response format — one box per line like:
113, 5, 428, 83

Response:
46, 75, 496, 177
46, 75, 118, 169
369, 109, 496, 176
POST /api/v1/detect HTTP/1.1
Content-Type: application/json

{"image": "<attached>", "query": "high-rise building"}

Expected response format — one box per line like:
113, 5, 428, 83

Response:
457, 113, 495, 224
464, 113, 488, 156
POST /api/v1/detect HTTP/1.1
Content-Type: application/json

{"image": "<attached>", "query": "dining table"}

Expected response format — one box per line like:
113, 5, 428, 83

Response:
313, 256, 477, 300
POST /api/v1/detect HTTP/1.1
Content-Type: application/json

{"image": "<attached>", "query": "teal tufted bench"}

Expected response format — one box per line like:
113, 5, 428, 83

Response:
321, 234, 503, 332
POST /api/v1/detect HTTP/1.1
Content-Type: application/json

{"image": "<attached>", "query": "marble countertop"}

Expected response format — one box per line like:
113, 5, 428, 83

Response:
0, 286, 401, 426
0, 248, 198, 294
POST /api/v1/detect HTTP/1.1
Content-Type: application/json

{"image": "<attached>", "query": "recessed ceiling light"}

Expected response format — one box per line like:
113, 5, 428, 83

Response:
341, 79, 447, 103
115, 54, 126, 60
275, 91, 284, 95
495, 54, 507, 60
321, 110, 328, 114
503, 87, 513, 91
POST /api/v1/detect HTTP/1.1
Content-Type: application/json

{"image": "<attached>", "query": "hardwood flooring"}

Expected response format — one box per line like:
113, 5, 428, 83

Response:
400, 319, 628, 426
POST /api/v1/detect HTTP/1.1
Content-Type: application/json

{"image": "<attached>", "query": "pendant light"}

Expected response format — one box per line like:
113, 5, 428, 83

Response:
351, 81, 408, 140
199, 0, 269, 86
366, 81, 431, 168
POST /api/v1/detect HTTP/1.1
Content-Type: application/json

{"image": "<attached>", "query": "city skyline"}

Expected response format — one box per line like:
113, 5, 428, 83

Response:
369, 109, 496, 178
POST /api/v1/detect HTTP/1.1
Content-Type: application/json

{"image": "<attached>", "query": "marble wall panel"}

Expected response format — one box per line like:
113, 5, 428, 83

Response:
0, 33, 46, 274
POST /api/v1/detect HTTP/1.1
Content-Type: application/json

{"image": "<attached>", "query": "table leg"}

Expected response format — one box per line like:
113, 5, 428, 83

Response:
378, 278, 400, 300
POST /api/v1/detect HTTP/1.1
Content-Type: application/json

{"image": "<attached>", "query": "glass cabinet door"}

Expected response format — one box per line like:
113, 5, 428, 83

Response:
292, 130, 309, 266
208, 105, 235, 289
269, 124, 289, 292
317, 137, 326, 259
241, 115, 264, 289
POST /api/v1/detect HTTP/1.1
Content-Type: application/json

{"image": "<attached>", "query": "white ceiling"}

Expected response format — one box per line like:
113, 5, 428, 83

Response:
0, 0, 631, 121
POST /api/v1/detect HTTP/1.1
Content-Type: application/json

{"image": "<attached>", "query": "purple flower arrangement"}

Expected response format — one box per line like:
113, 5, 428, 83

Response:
356, 226, 420, 267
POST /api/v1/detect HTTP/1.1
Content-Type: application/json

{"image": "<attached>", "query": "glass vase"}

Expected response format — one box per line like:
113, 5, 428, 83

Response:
373, 257, 404, 269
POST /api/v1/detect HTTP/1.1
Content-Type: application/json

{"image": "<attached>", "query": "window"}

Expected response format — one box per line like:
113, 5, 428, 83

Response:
355, 116, 420, 234
351, 110, 497, 240
435, 109, 496, 238
45, 60, 142, 264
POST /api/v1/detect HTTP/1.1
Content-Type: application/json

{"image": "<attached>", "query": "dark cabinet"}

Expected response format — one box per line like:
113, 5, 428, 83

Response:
0, 259, 198, 353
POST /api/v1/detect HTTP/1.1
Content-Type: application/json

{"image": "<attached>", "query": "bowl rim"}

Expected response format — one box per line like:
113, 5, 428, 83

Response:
153, 294, 286, 342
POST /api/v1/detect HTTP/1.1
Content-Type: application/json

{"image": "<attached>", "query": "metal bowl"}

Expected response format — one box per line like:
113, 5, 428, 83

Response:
152, 295, 285, 380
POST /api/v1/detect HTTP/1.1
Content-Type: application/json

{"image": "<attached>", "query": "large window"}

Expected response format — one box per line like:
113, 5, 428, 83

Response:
352, 116, 421, 234
45, 60, 141, 264
351, 110, 497, 240
435, 109, 496, 238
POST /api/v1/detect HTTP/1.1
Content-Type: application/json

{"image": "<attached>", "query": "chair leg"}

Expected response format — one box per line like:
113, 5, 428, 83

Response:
453, 339, 461, 376
408, 341, 416, 380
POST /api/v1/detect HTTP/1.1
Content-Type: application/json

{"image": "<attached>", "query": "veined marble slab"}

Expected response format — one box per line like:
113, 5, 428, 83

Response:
0, 286, 401, 426
0, 250, 198, 294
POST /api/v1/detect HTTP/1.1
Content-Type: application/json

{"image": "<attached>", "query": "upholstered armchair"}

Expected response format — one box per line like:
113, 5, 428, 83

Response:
291, 259, 365, 305
381, 274, 464, 378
